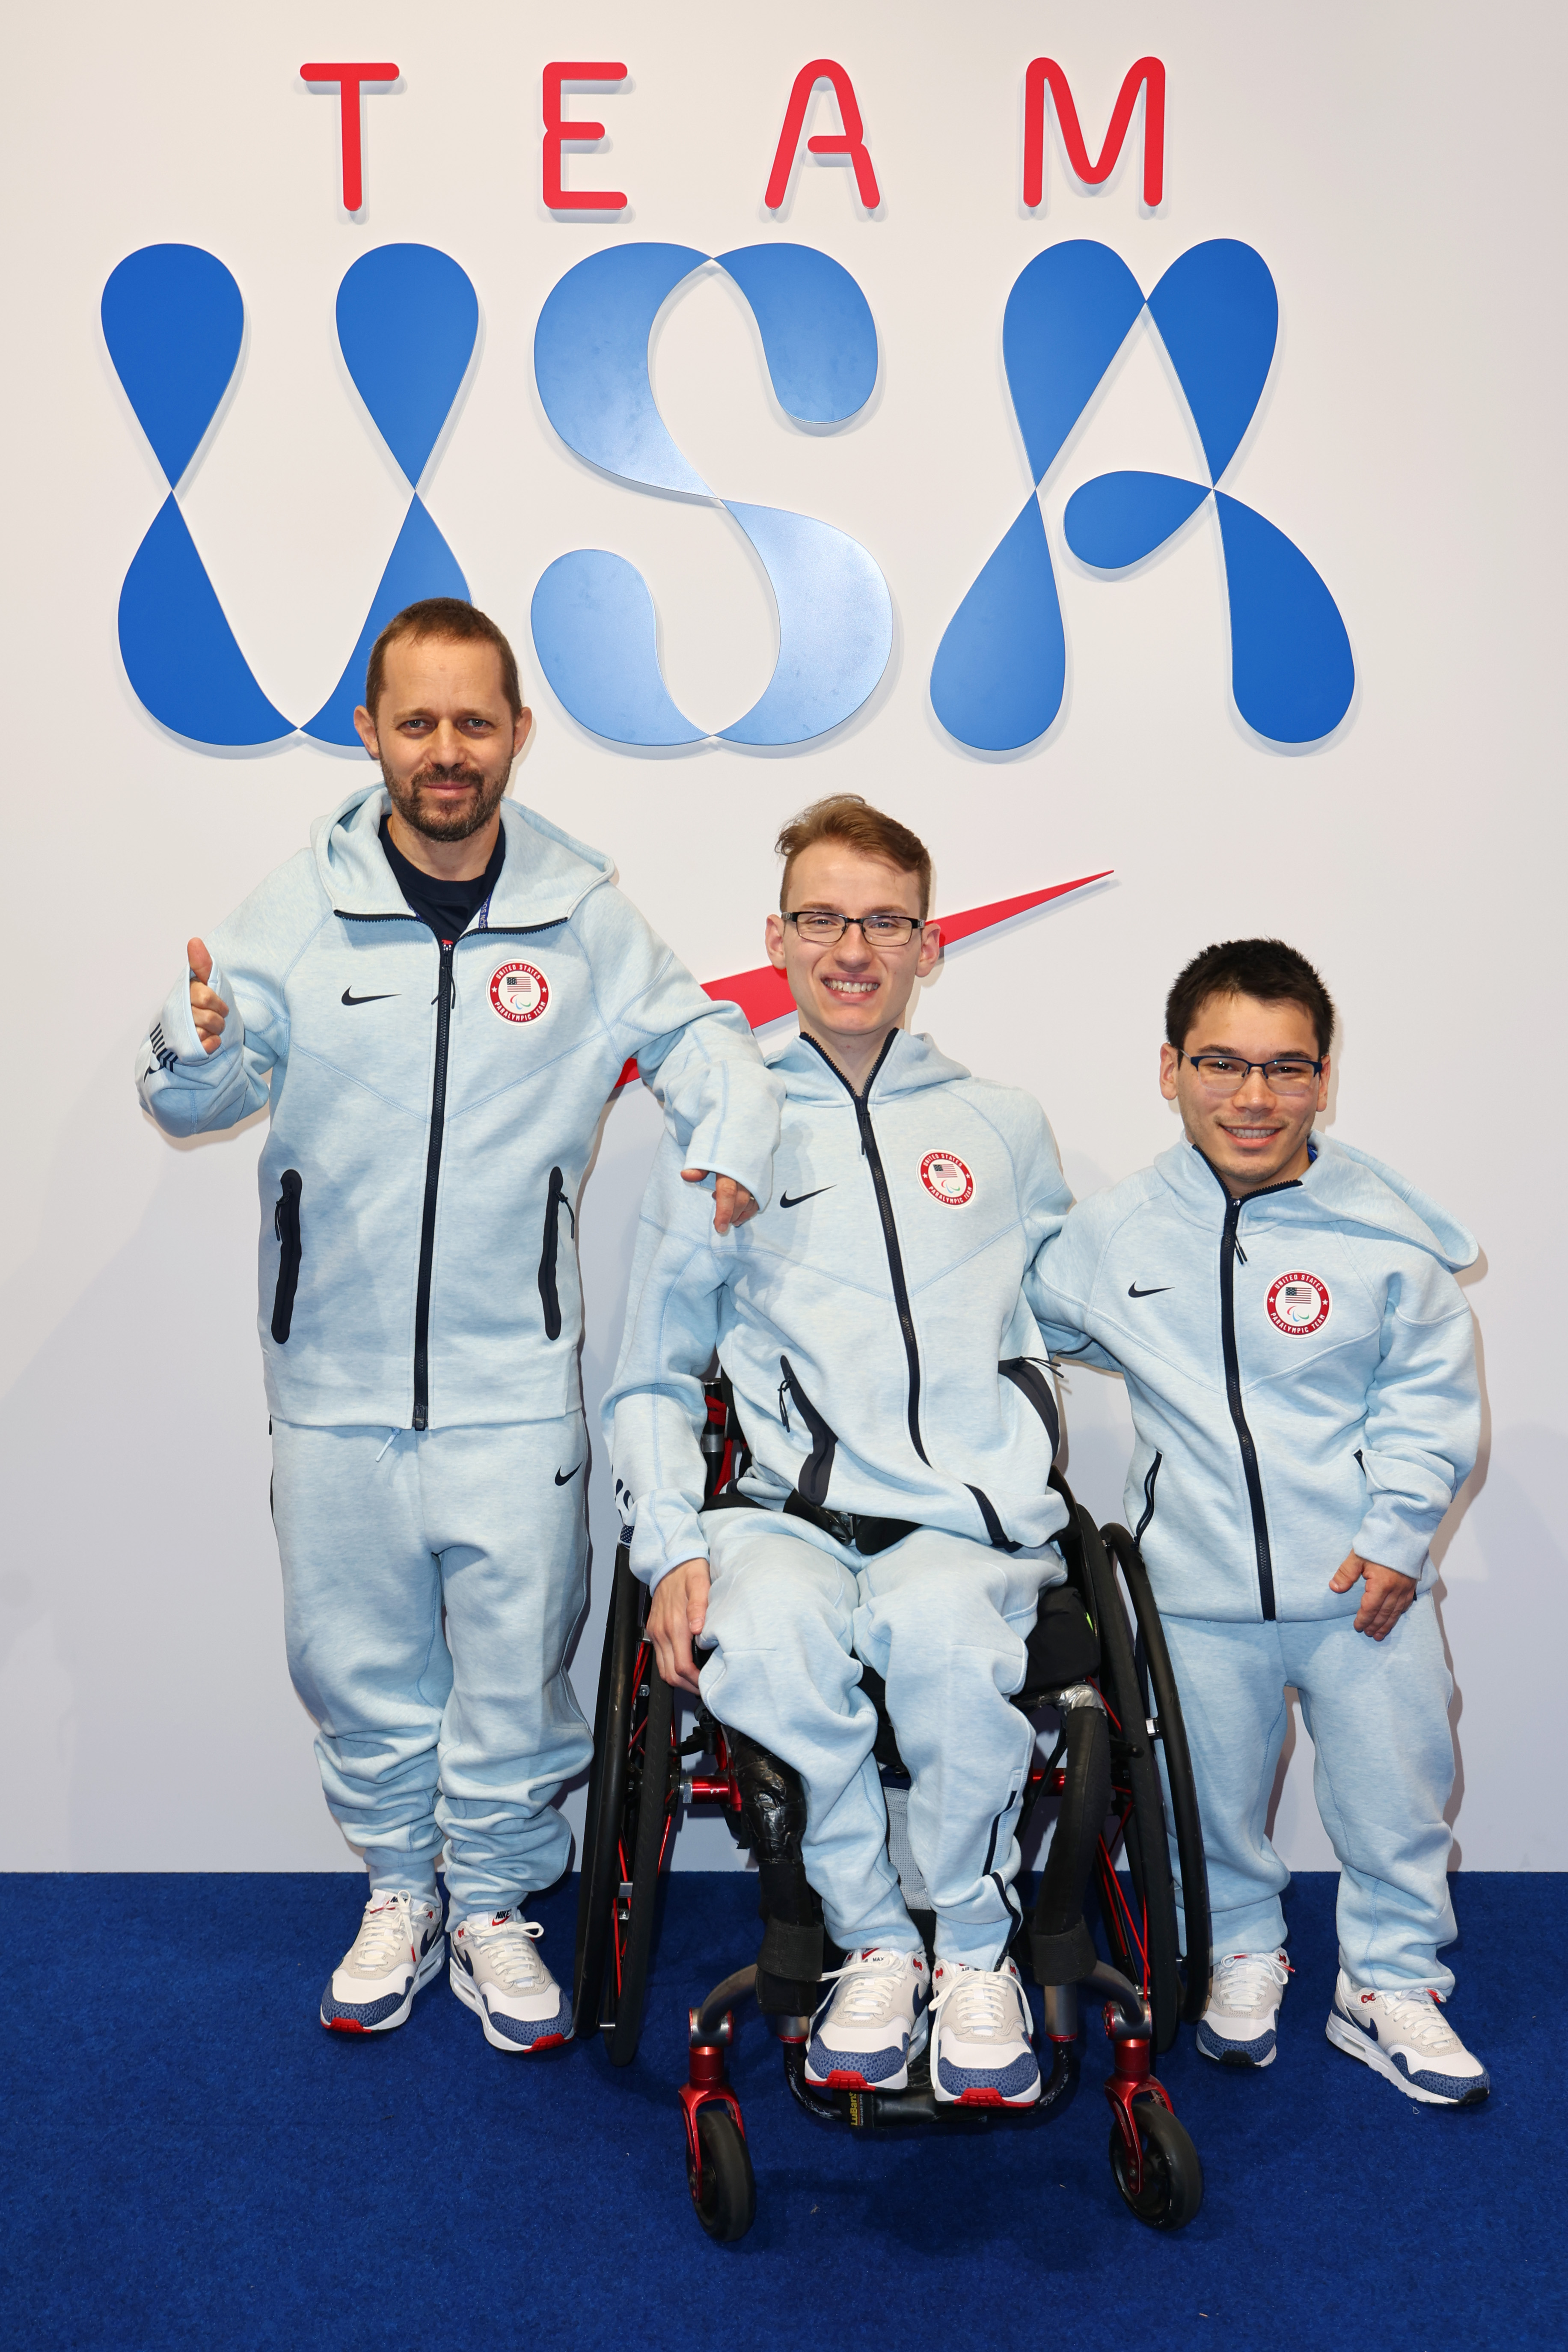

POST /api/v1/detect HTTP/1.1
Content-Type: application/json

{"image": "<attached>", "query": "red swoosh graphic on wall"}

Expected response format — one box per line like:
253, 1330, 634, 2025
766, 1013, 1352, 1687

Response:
615, 868, 1111, 1088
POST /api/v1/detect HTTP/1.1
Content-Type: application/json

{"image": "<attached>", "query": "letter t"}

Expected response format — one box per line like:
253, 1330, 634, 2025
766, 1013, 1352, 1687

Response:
300, 62, 401, 212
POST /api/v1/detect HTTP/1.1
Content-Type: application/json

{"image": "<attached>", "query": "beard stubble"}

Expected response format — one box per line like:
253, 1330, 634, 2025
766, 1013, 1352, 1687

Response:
383, 757, 511, 844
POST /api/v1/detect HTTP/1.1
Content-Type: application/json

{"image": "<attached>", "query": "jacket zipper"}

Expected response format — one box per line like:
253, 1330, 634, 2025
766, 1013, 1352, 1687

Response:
802, 1034, 929, 1465
538, 1166, 576, 1342
1134, 1450, 1162, 1544
1201, 1153, 1302, 1622
337, 905, 568, 1430
411, 942, 457, 1428
270, 1169, 303, 1344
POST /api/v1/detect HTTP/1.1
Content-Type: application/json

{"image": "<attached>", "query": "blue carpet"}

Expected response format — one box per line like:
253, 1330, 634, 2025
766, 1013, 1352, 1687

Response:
0, 1872, 1556, 2351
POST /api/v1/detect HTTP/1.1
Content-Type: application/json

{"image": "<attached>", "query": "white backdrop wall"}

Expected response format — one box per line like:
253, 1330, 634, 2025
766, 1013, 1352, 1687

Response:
2, 2, 1562, 1873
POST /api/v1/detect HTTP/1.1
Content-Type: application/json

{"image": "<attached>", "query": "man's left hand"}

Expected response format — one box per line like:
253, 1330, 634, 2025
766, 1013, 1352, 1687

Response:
681, 1169, 759, 1234
1330, 1551, 1417, 1641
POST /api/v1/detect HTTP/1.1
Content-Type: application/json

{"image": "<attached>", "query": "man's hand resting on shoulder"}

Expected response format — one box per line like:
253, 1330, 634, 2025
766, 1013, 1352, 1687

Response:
187, 938, 229, 1057
1330, 1551, 1417, 1641
648, 1558, 711, 1694
681, 1168, 758, 1234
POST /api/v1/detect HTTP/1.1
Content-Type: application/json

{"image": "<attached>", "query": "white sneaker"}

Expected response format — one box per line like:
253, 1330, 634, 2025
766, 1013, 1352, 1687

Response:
929, 1957, 1041, 2107
1196, 1950, 1292, 2067
449, 1909, 572, 2053
320, 1891, 445, 2034
804, 1948, 930, 2090
1326, 1970, 1490, 2106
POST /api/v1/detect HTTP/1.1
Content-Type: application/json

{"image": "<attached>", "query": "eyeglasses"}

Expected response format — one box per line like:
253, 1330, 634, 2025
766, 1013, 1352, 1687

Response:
1179, 1051, 1324, 1097
782, 910, 923, 946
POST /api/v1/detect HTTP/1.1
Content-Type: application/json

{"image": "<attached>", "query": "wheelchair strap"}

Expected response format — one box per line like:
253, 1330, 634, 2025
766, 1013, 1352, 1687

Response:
784, 1491, 920, 1557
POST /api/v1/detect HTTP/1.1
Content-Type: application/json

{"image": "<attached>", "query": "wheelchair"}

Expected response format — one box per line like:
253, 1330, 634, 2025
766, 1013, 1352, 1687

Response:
573, 1380, 1212, 2239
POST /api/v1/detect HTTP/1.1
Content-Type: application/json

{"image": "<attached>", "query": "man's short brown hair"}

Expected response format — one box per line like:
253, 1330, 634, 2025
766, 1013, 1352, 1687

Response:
364, 598, 524, 721
775, 794, 933, 918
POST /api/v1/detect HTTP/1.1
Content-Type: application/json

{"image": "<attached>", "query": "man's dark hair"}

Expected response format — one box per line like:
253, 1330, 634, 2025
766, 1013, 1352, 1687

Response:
364, 598, 524, 721
1165, 939, 1336, 1059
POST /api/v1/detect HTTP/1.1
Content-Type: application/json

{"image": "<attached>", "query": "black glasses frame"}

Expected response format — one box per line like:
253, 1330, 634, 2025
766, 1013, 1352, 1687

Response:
1178, 1051, 1324, 1085
781, 911, 924, 946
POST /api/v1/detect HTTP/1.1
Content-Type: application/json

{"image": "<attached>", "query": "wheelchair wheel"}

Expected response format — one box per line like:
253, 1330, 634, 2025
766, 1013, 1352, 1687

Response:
572, 1545, 641, 2040
1102, 1525, 1211, 2023
607, 1647, 677, 2067
688, 2105, 756, 2243
1109, 2098, 1204, 2230
1075, 1509, 1184, 2054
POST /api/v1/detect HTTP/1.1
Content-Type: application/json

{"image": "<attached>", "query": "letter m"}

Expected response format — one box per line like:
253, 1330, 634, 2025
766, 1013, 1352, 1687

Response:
1023, 56, 1165, 208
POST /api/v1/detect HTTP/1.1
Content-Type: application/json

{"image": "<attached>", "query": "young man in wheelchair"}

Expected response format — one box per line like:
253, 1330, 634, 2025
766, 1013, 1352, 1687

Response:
604, 796, 1076, 2107
1031, 938, 1489, 2105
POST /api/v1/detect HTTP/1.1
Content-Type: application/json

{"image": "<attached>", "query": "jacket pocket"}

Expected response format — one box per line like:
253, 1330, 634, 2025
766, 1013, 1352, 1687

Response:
538, 1166, 576, 1341
1000, 1356, 1060, 1460
778, 1356, 838, 1506
270, 1170, 303, 1344
1134, 1450, 1162, 1544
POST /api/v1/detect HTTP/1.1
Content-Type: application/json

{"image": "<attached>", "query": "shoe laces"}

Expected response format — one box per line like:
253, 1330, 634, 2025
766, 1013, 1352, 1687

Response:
1212, 1950, 1292, 2006
461, 1913, 548, 1990
819, 1950, 918, 2023
345, 1894, 422, 1975
1362, 1987, 1455, 2049
931, 1963, 1023, 2041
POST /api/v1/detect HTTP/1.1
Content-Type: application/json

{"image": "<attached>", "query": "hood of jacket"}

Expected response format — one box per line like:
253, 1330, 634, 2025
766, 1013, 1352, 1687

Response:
311, 783, 615, 929
764, 1024, 973, 1105
1155, 1133, 1477, 1273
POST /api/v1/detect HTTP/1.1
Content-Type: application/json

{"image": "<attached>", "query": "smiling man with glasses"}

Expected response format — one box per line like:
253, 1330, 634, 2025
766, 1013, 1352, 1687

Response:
605, 793, 1079, 2108
1032, 937, 1490, 2107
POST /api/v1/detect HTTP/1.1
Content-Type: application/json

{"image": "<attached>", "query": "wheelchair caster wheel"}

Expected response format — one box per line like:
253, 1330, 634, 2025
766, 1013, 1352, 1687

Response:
687, 2105, 756, 2243
1109, 2097, 1203, 2230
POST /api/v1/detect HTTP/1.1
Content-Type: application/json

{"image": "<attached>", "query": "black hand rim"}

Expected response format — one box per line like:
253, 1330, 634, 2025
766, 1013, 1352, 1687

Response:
1101, 1524, 1212, 2023
608, 1650, 676, 2067
571, 1546, 641, 2038
1077, 1507, 1183, 2055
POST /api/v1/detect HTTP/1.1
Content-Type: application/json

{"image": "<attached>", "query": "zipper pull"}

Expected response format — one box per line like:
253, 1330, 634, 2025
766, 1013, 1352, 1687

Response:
777, 1377, 791, 1434
1234, 1231, 1248, 1265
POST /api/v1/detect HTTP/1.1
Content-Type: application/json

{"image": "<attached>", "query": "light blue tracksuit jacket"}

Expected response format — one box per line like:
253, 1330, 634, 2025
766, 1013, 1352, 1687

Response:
606, 1027, 1075, 1580
605, 1026, 1074, 1965
1029, 1133, 1481, 1987
133, 781, 782, 1912
135, 782, 781, 1429
1028, 1134, 1480, 1621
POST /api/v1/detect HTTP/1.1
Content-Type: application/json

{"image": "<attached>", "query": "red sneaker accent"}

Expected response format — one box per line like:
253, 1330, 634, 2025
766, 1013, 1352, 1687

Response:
958, 2087, 1005, 2106
524, 2032, 568, 2052
324, 2018, 367, 2033
824, 2069, 870, 2089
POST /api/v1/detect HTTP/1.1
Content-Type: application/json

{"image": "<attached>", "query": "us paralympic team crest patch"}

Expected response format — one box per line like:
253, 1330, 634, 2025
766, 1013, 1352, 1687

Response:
489, 962, 550, 1024
1267, 1271, 1330, 1334
921, 1151, 974, 1206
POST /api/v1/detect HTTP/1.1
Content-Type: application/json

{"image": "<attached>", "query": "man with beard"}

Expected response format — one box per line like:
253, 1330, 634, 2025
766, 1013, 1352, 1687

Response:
135, 599, 780, 2052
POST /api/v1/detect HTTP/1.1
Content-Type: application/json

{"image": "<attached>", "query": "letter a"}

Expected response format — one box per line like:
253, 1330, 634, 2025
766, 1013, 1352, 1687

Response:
765, 59, 880, 211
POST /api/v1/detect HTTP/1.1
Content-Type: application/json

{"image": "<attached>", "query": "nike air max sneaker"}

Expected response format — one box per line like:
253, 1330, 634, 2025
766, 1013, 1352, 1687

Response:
449, 1910, 572, 2052
1196, 1950, 1292, 2067
320, 1891, 445, 2033
929, 1957, 1041, 2107
804, 1948, 929, 2090
1326, 1971, 1490, 2105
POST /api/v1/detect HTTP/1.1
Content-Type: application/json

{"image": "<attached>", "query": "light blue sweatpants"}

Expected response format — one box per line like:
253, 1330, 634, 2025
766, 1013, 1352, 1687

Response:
1161, 1597, 1458, 1993
696, 1508, 1063, 1968
271, 1417, 592, 1915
